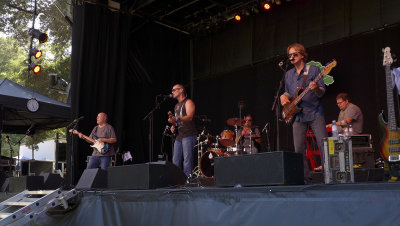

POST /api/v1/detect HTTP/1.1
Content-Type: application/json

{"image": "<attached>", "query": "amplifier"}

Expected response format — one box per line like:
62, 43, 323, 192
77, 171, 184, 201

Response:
323, 136, 354, 184
350, 134, 372, 148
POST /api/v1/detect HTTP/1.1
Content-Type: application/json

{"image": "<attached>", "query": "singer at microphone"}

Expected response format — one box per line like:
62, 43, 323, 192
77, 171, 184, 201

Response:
168, 84, 197, 177
279, 43, 328, 181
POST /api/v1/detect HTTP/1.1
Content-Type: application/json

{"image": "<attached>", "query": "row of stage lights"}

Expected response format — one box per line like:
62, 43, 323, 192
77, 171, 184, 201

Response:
233, 1, 274, 22
28, 29, 48, 74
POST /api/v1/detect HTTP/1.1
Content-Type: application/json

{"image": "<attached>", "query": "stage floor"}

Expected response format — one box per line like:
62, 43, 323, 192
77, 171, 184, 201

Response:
24, 181, 400, 226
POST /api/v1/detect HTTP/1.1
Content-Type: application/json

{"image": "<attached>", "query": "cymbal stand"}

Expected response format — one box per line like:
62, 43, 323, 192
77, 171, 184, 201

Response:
234, 124, 239, 151
249, 129, 253, 154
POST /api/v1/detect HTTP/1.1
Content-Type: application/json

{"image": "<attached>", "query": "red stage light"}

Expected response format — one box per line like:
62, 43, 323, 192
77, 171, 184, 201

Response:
234, 14, 241, 21
263, 3, 271, 10
29, 48, 42, 59
34, 50, 42, 59
29, 63, 41, 74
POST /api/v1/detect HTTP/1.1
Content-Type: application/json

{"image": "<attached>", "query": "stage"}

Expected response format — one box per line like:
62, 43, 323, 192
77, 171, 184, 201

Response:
17, 182, 400, 226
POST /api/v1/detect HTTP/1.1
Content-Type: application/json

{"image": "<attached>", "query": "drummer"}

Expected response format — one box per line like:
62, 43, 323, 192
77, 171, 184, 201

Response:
236, 115, 261, 154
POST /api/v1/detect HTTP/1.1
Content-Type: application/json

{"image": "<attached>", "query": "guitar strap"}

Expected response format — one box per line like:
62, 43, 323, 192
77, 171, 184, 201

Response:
301, 65, 310, 89
93, 126, 99, 139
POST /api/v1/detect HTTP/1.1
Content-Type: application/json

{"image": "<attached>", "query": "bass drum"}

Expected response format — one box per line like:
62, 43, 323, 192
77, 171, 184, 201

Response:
199, 150, 229, 178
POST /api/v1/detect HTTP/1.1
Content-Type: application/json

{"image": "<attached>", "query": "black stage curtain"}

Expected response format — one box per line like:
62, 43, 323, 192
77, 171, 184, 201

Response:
193, 24, 400, 155
70, 3, 189, 184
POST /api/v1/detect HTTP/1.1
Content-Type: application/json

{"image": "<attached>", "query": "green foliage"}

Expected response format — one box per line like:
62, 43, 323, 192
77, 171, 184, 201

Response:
307, 60, 335, 86
0, 1, 72, 152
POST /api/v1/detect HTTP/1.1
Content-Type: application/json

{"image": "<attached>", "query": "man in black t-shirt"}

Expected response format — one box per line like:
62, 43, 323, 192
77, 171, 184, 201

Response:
78, 112, 117, 171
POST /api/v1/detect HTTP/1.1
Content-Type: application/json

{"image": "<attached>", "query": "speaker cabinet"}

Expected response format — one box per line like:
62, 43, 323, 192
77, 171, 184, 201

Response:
215, 151, 304, 187
108, 161, 186, 190
9, 176, 44, 193
40, 173, 64, 189
76, 168, 107, 190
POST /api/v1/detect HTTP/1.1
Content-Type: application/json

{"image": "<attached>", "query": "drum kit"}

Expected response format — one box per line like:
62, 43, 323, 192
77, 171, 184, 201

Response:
194, 117, 262, 178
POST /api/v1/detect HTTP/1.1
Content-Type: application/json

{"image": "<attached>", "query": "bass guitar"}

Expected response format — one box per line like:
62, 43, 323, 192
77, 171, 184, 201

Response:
282, 59, 337, 123
69, 129, 110, 154
379, 47, 400, 162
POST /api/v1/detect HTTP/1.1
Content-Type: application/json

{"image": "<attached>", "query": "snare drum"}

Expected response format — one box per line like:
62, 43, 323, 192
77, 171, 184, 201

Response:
220, 130, 235, 146
199, 150, 229, 177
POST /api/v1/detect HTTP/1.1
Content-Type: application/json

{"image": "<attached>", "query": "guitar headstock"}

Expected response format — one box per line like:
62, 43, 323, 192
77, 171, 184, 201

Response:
322, 59, 337, 75
383, 47, 393, 67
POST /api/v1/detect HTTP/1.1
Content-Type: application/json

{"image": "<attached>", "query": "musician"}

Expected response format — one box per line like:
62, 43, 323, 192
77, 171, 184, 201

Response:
280, 43, 328, 182
168, 84, 197, 177
78, 112, 117, 171
329, 93, 363, 135
236, 115, 261, 154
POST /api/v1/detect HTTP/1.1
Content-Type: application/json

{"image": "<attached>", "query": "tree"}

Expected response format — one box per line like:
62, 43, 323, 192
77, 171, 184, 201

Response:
0, 0, 73, 156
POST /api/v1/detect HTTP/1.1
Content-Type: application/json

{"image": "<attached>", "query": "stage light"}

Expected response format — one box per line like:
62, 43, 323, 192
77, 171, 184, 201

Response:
234, 14, 241, 21
29, 48, 42, 59
29, 29, 48, 44
28, 63, 41, 74
263, 3, 271, 10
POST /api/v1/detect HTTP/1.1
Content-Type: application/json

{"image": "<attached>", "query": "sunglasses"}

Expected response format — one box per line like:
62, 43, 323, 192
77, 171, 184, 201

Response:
171, 88, 182, 92
287, 52, 299, 58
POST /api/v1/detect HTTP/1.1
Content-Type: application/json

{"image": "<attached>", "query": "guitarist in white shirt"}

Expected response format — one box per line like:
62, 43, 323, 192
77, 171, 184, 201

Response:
280, 43, 328, 184
78, 112, 117, 171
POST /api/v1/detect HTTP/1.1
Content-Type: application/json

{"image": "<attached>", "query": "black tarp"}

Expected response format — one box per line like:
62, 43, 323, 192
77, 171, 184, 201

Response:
0, 78, 71, 134
30, 183, 400, 226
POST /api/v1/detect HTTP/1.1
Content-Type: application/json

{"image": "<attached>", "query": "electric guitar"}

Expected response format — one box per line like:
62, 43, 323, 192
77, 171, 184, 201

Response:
69, 129, 110, 154
379, 47, 400, 162
167, 111, 178, 138
282, 59, 337, 123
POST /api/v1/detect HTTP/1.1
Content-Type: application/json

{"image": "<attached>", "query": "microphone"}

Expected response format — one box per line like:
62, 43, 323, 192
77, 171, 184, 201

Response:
261, 122, 269, 133
278, 61, 284, 67
26, 124, 36, 135
73, 116, 85, 123
159, 94, 173, 98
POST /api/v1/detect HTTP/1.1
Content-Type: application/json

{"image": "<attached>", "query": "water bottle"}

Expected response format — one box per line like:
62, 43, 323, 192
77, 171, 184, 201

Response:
349, 125, 353, 136
332, 120, 338, 137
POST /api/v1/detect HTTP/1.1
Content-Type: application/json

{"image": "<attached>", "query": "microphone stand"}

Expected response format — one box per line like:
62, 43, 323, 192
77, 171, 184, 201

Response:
271, 60, 289, 151
5, 137, 14, 175
143, 95, 169, 163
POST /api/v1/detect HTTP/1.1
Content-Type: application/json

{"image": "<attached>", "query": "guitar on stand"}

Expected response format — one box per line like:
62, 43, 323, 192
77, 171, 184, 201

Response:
282, 59, 337, 123
379, 47, 400, 162
69, 129, 110, 154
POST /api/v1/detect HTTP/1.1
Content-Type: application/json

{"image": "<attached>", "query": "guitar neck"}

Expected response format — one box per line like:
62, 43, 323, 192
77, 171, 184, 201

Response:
82, 134, 96, 144
385, 65, 397, 130
292, 74, 323, 106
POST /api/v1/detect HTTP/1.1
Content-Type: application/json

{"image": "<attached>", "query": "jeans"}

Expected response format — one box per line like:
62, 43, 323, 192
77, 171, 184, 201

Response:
87, 156, 111, 171
173, 135, 196, 177
293, 115, 327, 179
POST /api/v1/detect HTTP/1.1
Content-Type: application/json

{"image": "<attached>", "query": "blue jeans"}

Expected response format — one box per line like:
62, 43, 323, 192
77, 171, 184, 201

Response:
173, 135, 196, 176
293, 115, 327, 179
87, 156, 111, 171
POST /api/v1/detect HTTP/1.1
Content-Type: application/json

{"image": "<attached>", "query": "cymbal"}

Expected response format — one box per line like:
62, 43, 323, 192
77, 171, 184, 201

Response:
227, 118, 245, 126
